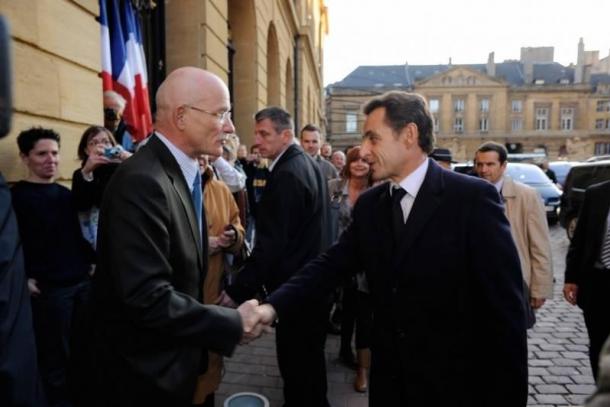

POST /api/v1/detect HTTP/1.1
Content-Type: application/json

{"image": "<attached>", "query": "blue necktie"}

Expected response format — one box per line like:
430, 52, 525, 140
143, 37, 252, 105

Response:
192, 171, 203, 237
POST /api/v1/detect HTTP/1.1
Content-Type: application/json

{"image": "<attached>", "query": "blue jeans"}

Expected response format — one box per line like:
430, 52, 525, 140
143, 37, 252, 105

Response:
31, 279, 90, 407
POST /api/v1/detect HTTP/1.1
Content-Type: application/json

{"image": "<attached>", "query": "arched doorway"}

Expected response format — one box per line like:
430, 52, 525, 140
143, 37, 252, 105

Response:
228, 0, 257, 146
266, 23, 280, 106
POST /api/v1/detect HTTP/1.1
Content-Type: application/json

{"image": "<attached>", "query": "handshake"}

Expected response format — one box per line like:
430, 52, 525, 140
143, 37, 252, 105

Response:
218, 291, 277, 344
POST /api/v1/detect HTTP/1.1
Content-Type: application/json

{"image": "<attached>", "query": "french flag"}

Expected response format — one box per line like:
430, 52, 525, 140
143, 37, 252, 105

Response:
100, 0, 152, 142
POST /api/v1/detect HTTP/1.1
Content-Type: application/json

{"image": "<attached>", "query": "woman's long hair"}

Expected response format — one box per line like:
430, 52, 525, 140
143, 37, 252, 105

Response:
341, 145, 373, 185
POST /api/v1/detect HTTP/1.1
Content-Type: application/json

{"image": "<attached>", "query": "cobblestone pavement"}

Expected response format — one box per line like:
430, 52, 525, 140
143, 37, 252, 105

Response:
217, 224, 595, 407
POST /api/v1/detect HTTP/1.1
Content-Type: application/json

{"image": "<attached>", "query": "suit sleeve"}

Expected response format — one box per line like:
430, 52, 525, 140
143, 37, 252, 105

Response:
265, 194, 363, 319
226, 170, 308, 302
565, 186, 593, 285
99, 172, 242, 353
467, 182, 528, 401
525, 188, 554, 299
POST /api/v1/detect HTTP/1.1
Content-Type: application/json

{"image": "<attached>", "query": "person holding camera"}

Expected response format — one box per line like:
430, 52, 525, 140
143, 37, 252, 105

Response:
71, 125, 131, 248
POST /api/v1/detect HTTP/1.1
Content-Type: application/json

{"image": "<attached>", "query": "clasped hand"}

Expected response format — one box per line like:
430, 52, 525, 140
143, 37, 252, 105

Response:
230, 296, 277, 344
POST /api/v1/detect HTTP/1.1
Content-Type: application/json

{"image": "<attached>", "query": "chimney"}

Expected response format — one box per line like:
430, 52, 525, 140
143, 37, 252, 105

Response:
487, 52, 496, 77
575, 38, 585, 83
524, 62, 533, 84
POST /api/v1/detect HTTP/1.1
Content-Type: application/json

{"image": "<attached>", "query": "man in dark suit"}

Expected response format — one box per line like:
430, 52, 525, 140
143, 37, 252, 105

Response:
218, 107, 331, 407
564, 180, 610, 379
86, 67, 265, 407
253, 91, 528, 406
0, 175, 47, 407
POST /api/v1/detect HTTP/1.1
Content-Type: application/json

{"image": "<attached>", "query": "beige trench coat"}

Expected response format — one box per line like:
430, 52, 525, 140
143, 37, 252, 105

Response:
502, 176, 553, 299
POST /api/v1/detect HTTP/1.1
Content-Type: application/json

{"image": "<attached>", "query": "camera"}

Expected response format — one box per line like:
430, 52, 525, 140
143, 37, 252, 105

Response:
103, 145, 123, 159
104, 108, 119, 121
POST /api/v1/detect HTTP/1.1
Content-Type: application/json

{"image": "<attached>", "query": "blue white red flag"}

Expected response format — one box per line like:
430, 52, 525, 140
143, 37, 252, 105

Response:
99, 0, 152, 142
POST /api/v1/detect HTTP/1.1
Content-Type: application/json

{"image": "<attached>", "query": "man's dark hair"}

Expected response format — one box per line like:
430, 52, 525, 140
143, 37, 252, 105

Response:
300, 124, 321, 138
363, 91, 435, 154
17, 127, 61, 155
254, 107, 294, 134
476, 141, 508, 164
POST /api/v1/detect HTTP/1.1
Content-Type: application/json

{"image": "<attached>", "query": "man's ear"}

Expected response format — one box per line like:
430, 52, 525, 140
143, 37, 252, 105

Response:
19, 152, 28, 166
403, 122, 419, 148
281, 129, 294, 144
175, 106, 187, 130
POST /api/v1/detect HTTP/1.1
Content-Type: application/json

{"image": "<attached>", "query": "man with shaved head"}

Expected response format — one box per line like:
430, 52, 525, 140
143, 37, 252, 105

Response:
84, 68, 265, 407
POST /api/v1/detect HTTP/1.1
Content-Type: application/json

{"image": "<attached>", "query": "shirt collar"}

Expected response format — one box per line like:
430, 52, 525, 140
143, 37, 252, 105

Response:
155, 131, 200, 191
390, 158, 429, 198
494, 177, 505, 193
268, 144, 291, 172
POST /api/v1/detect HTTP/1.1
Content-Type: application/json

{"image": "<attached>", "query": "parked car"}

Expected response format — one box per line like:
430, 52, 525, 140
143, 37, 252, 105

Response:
585, 154, 610, 162
548, 161, 578, 188
560, 160, 610, 239
505, 163, 562, 223
453, 162, 561, 222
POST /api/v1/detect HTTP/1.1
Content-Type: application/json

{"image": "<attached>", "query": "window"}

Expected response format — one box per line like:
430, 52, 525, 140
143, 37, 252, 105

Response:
511, 118, 523, 132
595, 119, 610, 129
433, 115, 439, 132
560, 108, 574, 131
454, 117, 464, 133
480, 98, 490, 113
512, 100, 523, 113
345, 112, 357, 133
535, 108, 549, 131
596, 119, 606, 129
429, 98, 439, 113
479, 117, 489, 132
454, 99, 464, 113
596, 100, 610, 112
595, 142, 610, 155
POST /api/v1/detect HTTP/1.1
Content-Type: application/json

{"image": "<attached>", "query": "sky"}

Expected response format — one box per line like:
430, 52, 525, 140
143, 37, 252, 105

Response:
323, 0, 610, 85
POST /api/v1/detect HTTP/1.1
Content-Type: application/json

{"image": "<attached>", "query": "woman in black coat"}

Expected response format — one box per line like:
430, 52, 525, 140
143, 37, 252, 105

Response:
71, 126, 131, 247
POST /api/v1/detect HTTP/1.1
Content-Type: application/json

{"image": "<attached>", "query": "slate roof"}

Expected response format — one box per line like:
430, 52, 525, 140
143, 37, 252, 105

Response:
329, 61, 610, 90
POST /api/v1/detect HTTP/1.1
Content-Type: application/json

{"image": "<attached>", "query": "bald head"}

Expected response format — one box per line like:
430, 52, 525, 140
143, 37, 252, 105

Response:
156, 68, 225, 123
154, 67, 235, 158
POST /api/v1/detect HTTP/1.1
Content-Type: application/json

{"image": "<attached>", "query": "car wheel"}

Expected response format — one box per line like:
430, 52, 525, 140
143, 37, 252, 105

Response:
566, 216, 578, 241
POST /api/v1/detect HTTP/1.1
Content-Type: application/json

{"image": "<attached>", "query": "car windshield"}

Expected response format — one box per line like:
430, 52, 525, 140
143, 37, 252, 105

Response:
506, 164, 550, 184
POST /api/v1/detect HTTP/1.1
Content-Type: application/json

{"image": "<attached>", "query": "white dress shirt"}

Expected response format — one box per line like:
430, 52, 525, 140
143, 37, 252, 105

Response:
390, 158, 429, 223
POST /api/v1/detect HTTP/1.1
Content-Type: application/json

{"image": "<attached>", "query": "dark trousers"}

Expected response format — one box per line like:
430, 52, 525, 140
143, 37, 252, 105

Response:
275, 305, 330, 407
31, 280, 90, 407
341, 284, 372, 352
582, 268, 610, 379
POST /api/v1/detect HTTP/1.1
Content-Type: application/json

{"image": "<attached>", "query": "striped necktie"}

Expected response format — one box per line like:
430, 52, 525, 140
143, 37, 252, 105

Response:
192, 171, 203, 237
601, 221, 610, 269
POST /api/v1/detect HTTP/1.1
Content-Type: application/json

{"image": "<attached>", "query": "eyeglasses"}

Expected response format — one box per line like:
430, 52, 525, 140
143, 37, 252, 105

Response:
185, 105, 232, 123
88, 137, 112, 147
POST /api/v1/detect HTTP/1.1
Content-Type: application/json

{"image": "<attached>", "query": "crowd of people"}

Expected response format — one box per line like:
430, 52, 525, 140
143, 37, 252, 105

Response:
1, 66, 609, 407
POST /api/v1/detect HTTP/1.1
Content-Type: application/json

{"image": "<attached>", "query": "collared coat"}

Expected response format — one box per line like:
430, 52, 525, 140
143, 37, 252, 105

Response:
85, 135, 243, 407
267, 159, 528, 406
502, 176, 554, 299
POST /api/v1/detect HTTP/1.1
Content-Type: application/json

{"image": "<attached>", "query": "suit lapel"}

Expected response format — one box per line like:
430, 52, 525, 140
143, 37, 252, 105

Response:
392, 159, 443, 269
377, 183, 395, 263
148, 136, 204, 270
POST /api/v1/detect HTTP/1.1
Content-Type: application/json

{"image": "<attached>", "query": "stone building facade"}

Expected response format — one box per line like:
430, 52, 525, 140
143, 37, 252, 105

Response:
0, 0, 328, 182
326, 41, 610, 161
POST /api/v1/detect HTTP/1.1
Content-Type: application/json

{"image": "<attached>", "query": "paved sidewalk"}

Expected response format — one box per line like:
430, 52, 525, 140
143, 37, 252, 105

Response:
217, 225, 596, 407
